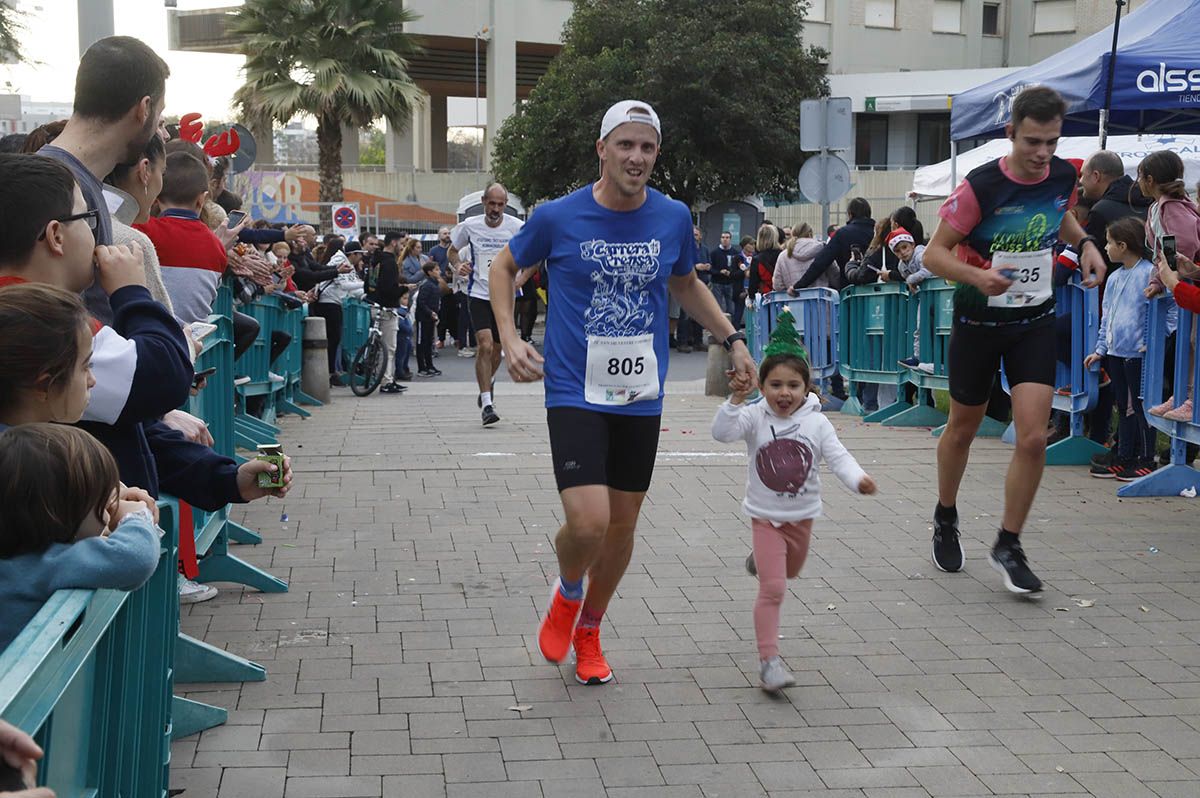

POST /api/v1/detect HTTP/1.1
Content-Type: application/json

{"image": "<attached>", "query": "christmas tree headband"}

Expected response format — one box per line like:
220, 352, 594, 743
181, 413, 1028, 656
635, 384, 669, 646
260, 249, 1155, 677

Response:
763, 305, 809, 361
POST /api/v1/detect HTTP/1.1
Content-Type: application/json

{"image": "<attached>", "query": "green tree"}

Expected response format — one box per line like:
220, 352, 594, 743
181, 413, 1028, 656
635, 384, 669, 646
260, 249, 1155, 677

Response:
1, 2, 23, 63
231, 0, 423, 222
492, 0, 827, 208
360, 128, 385, 166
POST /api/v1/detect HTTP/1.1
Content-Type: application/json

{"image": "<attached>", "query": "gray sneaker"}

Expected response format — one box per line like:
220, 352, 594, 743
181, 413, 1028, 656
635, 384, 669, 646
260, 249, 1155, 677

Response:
759, 656, 796, 692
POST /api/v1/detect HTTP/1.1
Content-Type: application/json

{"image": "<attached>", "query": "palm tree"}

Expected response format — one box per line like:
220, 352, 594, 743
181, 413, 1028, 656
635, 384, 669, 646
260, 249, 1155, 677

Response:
231, 0, 423, 224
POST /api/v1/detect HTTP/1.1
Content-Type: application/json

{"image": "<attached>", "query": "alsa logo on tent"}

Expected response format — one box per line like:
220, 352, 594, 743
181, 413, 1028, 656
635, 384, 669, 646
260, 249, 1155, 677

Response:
1137, 63, 1200, 93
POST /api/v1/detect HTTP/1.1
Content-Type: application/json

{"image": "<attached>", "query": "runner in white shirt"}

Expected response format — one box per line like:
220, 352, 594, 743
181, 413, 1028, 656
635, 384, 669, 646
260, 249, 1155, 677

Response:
448, 184, 530, 426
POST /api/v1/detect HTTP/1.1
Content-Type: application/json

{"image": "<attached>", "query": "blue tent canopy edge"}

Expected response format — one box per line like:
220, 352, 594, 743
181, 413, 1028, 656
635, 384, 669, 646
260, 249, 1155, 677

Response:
951, 0, 1200, 142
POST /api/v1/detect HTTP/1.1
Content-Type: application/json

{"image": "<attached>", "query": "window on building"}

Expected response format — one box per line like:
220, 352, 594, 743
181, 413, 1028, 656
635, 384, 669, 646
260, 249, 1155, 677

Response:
865, 0, 896, 28
803, 0, 827, 22
855, 114, 889, 168
982, 2, 1001, 35
1033, 0, 1075, 33
917, 113, 952, 167
933, 0, 963, 33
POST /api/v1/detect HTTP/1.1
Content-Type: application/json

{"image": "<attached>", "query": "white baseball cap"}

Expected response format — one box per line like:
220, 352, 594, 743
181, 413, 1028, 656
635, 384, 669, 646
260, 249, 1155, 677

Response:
599, 100, 661, 141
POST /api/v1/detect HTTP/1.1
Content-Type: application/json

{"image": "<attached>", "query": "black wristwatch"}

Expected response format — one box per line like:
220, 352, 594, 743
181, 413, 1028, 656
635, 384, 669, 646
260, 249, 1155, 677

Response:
722, 331, 747, 351
1077, 235, 1101, 255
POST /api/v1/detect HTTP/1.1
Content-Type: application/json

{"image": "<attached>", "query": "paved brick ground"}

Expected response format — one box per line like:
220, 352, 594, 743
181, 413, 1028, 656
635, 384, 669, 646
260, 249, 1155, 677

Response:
171, 375, 1200, 797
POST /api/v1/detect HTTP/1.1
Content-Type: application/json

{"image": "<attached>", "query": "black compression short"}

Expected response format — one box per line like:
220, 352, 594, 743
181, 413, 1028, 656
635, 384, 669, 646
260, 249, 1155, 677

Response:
947, 315, 1056, 406
468, 296, 500, 340
547, 407, 662, 493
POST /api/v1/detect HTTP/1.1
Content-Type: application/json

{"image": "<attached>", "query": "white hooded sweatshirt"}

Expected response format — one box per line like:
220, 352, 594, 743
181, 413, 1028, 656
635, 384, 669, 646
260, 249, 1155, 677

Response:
712, 393, 867, 522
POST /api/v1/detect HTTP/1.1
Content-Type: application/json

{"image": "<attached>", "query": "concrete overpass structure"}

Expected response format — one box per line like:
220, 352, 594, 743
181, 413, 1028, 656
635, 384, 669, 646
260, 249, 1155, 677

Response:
166, 0, 573, 171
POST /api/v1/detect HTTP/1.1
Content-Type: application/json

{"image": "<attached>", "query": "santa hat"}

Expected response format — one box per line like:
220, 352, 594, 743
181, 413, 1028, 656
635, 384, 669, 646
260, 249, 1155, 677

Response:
886, 228, 915, 252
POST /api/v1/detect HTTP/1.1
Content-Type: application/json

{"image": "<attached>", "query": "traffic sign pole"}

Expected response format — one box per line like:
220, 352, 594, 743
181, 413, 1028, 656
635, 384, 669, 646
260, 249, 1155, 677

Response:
799, 97, 853, 235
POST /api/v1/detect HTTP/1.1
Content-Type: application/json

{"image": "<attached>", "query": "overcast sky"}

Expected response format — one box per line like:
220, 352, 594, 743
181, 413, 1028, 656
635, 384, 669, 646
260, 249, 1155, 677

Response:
2, 0, 486, 127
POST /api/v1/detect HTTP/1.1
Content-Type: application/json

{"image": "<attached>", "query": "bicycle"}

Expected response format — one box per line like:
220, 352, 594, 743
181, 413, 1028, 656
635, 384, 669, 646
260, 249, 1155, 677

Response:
349, 302, 390, 396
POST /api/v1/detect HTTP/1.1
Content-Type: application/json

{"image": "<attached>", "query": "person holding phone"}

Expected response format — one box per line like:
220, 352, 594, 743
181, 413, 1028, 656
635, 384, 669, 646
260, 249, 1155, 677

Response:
1138, 151, 1200, 422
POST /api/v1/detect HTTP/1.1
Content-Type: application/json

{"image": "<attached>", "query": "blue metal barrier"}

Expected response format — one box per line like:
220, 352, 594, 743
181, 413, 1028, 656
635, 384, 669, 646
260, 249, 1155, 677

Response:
0, 501, 178, 797
1118, 296, 1200, 497
838, 282, 914, 420
342, 298, 372, 368
998, 274, 1107, 463
886, 279, 953, 429
234, 295, 283, 449
276, 303, 322, 418
749, 289, 840, 383
173, 300, 288, 738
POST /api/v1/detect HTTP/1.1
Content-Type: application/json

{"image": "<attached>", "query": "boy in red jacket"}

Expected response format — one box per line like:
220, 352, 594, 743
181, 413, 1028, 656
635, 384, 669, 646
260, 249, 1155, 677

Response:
135, 151, 227, 323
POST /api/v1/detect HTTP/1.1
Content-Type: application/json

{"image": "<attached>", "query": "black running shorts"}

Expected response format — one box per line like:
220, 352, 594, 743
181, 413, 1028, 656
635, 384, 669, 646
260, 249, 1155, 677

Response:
547, 407, 662, 493
469, 296, 500, 340
947, 315, 1056, 406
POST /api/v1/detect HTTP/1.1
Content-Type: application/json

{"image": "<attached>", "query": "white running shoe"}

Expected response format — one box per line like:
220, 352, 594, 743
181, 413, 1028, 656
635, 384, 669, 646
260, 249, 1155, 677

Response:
457, 348, 476, 358
179, 578, 218, 604
759, 656, 796, 692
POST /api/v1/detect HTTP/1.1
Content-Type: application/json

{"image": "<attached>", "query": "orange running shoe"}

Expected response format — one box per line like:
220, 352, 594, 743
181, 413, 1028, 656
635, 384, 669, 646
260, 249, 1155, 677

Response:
572, 625, 613, 685
538, 579, 582, 663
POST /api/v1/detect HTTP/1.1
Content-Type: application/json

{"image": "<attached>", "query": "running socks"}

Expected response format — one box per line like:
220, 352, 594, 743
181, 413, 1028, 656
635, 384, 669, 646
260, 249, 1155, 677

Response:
997, 528, 1020, 548
559, 576, 584, 601
934, 502, 957, 524
577, 605, 603, 629
481, 391, 493, 406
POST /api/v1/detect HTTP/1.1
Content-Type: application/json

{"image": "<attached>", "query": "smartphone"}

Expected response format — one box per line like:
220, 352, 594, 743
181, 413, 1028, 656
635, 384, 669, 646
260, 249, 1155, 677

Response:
192, 366, 217, 387
188, 322, 218, 343
226, 210, 247, 228
1162, 234, 1178, 271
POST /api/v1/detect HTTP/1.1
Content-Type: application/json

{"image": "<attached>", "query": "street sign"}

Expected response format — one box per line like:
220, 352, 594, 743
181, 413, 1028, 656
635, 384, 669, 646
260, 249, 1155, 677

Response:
331, 202, 360, 241
800, 96, 853, 152
798, 153, 851, 205
229, 123, 257, 174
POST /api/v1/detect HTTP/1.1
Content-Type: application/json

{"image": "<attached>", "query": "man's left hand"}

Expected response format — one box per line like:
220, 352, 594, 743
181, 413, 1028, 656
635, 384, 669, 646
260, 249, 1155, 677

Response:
729, 342, 758, 391
1078, 240, 1108, 288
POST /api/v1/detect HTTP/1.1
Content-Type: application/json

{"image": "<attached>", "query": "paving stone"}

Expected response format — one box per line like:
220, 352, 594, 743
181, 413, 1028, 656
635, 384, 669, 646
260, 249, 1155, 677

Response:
165, 387, 1200, 796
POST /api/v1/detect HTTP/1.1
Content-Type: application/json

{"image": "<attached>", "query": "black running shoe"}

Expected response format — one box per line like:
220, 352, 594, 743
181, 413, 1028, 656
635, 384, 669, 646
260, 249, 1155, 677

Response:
745, 553, 757, 577
1090, 462, 1120, 479
1115, 460, 1156, 483
932, 513, 964, 573
482, 404, 500, 426
989, 538, 1042, 594
1090, 448, 1116, 468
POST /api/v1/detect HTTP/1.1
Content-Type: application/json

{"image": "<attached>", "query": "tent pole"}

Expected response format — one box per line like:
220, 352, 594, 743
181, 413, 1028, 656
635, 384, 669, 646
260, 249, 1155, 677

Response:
950, 140, 958, 188
1099, 0, 1126, 149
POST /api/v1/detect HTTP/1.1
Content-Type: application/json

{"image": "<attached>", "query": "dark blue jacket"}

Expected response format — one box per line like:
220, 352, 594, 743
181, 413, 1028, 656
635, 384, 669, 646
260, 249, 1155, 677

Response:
76, 286, 242, 511
793, 216, 876, 289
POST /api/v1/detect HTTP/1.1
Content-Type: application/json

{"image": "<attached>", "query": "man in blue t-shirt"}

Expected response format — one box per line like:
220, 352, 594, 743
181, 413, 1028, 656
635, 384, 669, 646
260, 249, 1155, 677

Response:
488, 100, 757, 687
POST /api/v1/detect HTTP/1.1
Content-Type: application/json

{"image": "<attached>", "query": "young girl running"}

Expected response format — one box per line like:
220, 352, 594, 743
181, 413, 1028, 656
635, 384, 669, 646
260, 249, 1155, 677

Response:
0, 422, 162, 650
713, 353, 876, 691
1085, 218, 1156, 481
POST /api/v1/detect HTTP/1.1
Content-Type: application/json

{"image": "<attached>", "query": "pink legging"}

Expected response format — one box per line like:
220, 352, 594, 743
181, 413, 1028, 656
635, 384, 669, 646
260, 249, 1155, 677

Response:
752, 517, 813, 659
